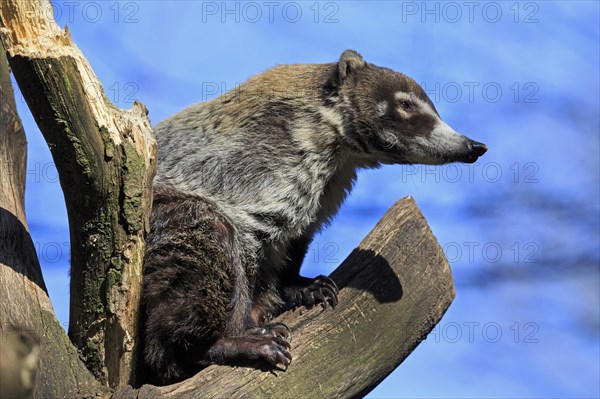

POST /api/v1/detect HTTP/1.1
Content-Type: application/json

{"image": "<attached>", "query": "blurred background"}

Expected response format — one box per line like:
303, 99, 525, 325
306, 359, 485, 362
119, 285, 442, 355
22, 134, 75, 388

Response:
13, 1, 599, 397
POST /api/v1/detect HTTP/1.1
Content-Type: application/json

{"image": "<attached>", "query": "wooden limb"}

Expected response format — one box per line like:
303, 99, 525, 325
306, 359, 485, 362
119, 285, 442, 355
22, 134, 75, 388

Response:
115, 196, 455, 399
0, 39, 110, 398
0, 0, 157, 387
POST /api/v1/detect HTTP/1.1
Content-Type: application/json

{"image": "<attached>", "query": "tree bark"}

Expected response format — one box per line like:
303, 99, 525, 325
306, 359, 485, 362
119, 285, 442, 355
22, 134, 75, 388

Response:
0, 39, 110, 399
114, 196, 456, 399
0, 0, 157, 387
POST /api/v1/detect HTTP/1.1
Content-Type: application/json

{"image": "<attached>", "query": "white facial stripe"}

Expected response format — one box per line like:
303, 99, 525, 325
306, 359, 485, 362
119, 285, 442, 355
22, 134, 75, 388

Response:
396, 108, 410, 118
376, 101, 388, 117
394, 91, 417, 101
394, 91, 437, 119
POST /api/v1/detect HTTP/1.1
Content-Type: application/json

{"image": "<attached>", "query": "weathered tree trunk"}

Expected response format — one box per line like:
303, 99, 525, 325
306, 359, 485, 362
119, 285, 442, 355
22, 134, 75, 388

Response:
114, 196, 455, 399
0, 39, 110, 399
0, 0, 157, 387
0, 1, 456, 397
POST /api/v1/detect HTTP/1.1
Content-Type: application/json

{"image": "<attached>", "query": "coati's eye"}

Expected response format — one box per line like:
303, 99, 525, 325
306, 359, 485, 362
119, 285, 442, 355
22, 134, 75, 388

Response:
399, 100, 415, 112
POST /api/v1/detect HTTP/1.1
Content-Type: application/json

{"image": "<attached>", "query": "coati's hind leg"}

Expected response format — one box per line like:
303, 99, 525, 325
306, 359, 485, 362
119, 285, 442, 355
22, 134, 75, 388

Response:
143, 185, 291, 385
279, 236, 339, 313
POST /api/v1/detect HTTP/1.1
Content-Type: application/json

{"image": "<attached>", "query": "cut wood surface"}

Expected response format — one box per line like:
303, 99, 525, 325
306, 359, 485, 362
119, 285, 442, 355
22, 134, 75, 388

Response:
114, 196, 456, 399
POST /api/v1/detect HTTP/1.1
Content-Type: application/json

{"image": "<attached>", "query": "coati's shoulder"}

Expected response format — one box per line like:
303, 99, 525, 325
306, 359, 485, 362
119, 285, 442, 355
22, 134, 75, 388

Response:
238, 63, 335, 95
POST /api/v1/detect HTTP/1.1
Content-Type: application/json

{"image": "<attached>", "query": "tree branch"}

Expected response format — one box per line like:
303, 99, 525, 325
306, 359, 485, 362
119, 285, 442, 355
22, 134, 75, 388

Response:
114, 196, 455, 399
0, 0, 156, 387
0, 37, 110, 399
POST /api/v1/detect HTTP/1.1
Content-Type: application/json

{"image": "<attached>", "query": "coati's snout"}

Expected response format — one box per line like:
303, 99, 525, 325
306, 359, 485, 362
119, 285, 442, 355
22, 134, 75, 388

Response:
443, 138, 488, 164
371, 84, 488, 165
365, 99, 489, 165
413, 119, 488, 165
469, 140, 488, 157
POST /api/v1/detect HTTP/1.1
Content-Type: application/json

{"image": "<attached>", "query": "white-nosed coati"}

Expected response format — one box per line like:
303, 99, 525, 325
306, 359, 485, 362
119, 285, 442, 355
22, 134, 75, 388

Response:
142, 50, 487, 385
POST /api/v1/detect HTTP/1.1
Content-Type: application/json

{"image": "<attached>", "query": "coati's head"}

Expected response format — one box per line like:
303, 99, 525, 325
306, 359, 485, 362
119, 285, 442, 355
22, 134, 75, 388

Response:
335, 50, 487, 165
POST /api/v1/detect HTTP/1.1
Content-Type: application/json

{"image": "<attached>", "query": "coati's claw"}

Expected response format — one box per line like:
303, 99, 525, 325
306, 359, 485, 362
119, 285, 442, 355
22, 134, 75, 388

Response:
247, 335, 292, 368
283, 275, 339, 310
207, 335, 292, 369
319, 276, 339, 294
315, 276, 339, 308
267, 323, 292, 341
246, 322, 292, 341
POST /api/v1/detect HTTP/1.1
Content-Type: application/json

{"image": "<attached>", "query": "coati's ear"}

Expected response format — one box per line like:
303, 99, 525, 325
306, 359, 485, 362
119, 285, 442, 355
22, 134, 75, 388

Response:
338, 50, 366, 81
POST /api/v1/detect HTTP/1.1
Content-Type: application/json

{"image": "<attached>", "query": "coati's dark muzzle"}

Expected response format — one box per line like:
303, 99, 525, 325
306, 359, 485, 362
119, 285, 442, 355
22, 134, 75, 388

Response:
448, 138, 487, 163
461, 139, 488, 163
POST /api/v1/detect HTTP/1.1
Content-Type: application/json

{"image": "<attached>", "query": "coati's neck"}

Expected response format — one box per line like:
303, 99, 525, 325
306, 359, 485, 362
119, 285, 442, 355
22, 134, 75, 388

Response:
231, 63, 338, 103
203, 63, 343, 145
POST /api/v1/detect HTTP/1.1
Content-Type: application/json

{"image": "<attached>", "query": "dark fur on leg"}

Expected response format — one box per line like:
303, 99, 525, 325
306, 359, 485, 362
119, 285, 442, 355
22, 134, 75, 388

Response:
142, 185, 249, 385
142, 185, 294, 385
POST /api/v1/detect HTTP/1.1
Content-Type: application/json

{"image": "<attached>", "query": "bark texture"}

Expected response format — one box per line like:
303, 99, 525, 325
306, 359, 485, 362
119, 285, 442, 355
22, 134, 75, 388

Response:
0, 0, 157, 387
0, 38, 110, 399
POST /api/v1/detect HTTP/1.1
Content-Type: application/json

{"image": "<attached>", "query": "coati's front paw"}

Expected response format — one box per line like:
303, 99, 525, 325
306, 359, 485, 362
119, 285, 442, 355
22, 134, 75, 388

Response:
245, 322, 292, 341
282, 275, 339, 310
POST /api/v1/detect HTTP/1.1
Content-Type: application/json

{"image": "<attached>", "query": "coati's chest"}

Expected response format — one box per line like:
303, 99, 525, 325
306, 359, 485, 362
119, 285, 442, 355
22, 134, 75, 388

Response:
253, 162, 358, 271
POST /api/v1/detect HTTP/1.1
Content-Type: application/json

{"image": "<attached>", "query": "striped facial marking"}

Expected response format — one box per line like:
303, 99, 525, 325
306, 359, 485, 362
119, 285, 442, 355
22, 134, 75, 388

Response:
371, 85, 474, 164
